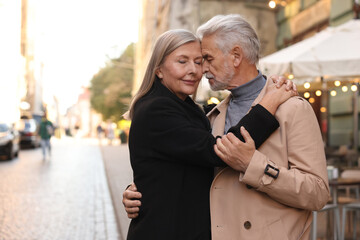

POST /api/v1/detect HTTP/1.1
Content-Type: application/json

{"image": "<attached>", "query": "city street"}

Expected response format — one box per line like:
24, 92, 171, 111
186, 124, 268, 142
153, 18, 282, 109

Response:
0, 137, 121, 240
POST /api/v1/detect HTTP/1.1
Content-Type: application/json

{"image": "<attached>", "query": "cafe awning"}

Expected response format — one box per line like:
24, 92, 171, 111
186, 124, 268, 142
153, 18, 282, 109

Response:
259, 19, 360, 80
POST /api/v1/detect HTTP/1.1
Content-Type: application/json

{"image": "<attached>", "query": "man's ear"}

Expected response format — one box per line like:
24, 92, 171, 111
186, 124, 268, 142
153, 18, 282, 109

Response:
155, 68, 163, 79
231, 46, 243, 67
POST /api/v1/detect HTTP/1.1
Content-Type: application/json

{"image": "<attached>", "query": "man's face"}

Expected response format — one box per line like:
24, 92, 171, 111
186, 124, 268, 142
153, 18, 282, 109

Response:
201, 34, 234, 91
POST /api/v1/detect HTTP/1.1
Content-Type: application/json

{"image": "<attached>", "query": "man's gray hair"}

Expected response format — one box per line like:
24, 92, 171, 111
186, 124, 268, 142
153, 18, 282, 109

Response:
197, 14, 260, 64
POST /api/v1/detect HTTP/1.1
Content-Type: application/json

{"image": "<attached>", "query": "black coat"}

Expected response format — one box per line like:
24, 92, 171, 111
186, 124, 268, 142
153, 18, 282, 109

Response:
127, 80, 278, 240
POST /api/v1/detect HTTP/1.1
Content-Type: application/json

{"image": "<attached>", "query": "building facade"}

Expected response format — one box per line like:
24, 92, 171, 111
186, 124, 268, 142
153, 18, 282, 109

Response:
20, 0, 45, 121
0, 0, 45, 124
0, 0, 25, 124
64, 87, 102, 138
275, 0, 355, 48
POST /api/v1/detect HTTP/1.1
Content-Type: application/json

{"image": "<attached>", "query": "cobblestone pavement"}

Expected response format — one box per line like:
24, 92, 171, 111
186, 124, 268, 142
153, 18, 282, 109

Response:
0, 137, 119, 240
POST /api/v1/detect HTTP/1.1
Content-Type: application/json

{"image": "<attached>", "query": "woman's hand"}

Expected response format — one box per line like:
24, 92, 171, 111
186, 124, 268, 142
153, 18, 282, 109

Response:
270, 75, 298, 92
260, 75, 299, 115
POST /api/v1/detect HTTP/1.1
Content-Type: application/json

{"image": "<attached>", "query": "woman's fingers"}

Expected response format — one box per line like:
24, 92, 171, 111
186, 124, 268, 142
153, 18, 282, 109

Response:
240, 127, 254, 145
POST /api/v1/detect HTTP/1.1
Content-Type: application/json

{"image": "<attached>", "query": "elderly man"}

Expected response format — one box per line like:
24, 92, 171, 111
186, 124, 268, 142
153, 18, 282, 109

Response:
123, 14, 330, 239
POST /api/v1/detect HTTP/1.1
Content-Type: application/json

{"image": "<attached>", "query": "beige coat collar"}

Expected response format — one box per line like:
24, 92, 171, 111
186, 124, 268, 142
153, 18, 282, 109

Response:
250, 77, 273, 107
206, 94, 231, 137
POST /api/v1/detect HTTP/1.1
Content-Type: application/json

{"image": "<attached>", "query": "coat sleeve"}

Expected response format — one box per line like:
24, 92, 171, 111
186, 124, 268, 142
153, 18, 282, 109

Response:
133, 97, 223, 167
227, 104, 279, 148
240, 98, 330, 211
134, 98, 279, 168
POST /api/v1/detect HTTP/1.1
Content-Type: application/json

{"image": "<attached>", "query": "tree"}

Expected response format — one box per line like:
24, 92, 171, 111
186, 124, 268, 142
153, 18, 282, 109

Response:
90, 43, 134, 121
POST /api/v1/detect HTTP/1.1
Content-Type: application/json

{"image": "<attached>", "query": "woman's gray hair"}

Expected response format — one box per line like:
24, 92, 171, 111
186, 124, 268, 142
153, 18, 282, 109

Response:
127, 29, 199, 119
196, 14, 260, 64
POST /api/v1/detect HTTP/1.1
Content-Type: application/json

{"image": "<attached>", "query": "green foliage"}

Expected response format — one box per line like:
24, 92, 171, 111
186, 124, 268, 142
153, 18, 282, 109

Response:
90, 43, 134, 121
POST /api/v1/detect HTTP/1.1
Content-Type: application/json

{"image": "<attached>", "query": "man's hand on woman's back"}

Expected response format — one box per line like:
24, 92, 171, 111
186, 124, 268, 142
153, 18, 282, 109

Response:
122, 183, 142, 219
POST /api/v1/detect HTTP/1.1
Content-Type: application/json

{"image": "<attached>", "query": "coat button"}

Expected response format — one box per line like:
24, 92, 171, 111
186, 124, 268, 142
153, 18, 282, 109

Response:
244, 221, 251, 229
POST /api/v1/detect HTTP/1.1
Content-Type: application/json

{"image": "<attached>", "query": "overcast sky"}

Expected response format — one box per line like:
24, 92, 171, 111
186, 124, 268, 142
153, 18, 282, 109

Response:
38, 0, 140, 113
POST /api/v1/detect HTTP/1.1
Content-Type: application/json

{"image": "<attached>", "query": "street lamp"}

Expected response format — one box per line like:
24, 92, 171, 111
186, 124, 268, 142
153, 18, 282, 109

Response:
268, 1, 276, 8
20, 101, 30, 110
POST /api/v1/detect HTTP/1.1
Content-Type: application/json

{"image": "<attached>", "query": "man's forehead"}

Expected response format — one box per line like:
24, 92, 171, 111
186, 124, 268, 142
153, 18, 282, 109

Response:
201, 45, 215, 57
200, 35, 216, 54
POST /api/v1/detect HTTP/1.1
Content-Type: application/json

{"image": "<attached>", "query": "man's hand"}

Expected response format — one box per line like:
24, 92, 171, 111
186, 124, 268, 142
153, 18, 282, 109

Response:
214, 128, 255, 172
122, 183, 142, 219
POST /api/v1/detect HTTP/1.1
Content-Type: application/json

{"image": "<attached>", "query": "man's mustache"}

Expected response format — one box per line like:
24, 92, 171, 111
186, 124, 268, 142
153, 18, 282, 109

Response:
205, 73, 215, 79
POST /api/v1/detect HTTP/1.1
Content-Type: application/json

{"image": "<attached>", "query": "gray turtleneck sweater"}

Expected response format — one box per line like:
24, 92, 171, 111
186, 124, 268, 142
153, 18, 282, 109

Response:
224, 71, 266, 133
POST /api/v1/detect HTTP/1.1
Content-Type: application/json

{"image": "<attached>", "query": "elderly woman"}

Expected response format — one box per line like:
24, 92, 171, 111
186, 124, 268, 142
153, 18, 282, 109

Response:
126, 29, 295, 240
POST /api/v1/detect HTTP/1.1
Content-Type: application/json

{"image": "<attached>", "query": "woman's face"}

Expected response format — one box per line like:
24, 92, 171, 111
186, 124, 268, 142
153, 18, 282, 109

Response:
157, 41, 203, 100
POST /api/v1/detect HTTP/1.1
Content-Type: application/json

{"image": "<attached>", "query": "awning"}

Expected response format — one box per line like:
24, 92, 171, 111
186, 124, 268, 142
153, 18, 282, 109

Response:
259, 19, 360, 81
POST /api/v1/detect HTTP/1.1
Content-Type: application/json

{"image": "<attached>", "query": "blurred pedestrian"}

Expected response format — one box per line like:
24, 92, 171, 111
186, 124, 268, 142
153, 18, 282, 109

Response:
96, 124, 103, 143
118, 129, 127, 144
39, 113, 54, 160
106, 121, 115, 145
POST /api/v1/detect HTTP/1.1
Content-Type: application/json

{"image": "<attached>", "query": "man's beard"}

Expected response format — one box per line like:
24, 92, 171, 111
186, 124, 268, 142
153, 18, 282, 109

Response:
208, 76, 229, 91
207, 62, 233, 91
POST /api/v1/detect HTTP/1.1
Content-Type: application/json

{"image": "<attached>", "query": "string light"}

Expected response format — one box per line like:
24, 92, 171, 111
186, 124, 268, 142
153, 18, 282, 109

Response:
320, 107, 327, 113
330, 90, 337, 96
288, 74, 294, 80
342, 86, 348, 92
351, 84, 358, 92
315, 90, 322, 96
304, 82, 311, 89
280, 0, 287, 6
304, 92, 310, 98
268, 0, 288, 8
334, 80, 341, 87
309, 97, 315, 103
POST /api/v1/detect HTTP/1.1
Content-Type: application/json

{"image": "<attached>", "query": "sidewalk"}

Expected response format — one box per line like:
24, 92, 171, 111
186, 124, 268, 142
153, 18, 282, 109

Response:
100, 142, 132, 240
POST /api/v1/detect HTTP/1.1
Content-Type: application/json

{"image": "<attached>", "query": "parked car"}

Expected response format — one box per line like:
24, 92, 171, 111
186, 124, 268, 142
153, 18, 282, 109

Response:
0, 123, 20, 160
17, 118, 41, 148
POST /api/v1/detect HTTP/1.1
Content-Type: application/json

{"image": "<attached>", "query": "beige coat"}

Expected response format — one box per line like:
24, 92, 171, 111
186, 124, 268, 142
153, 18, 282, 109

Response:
207, 80, 330, 240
